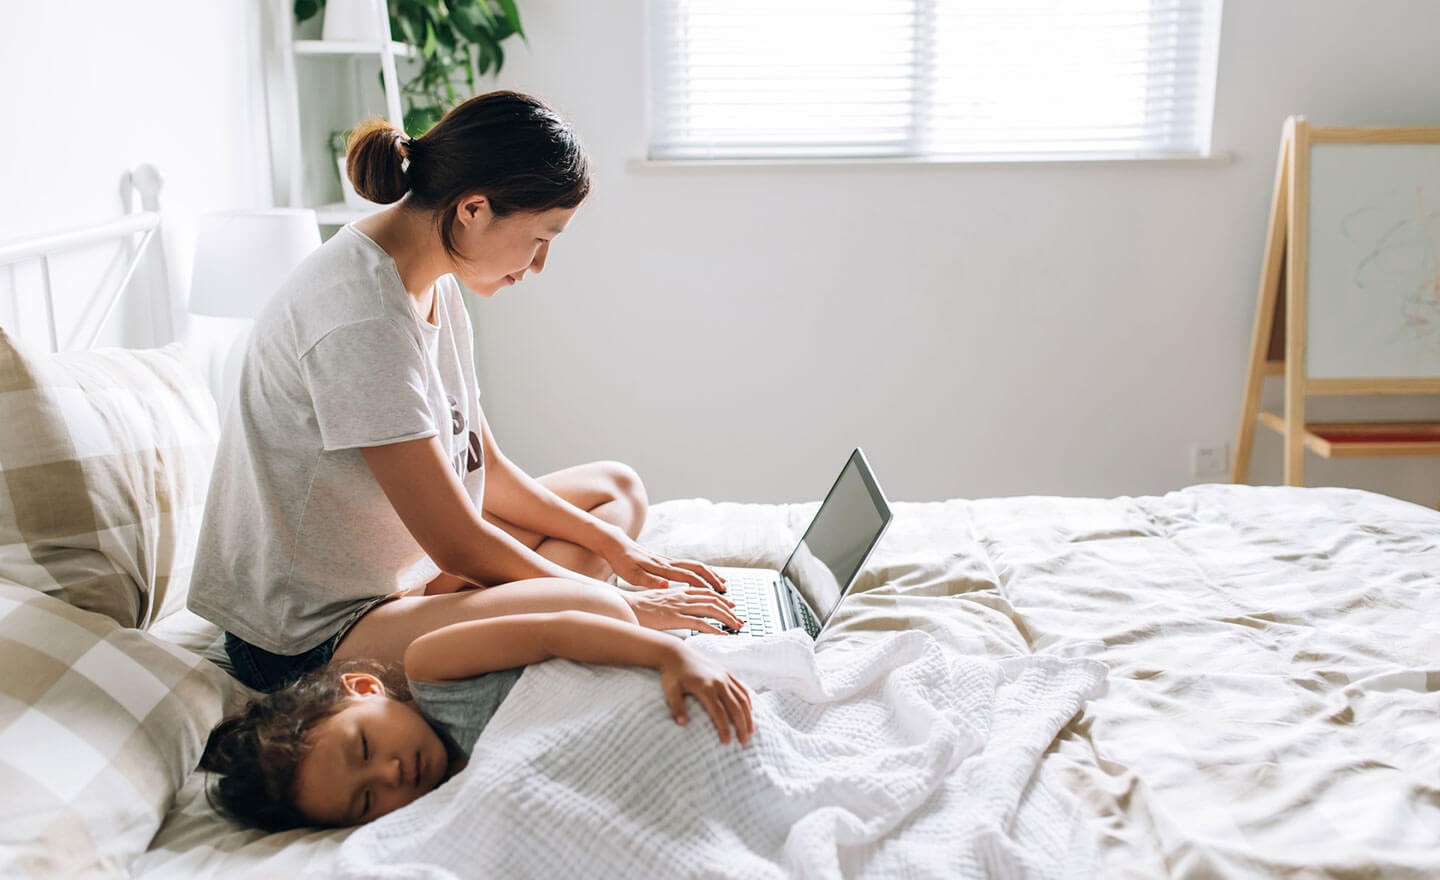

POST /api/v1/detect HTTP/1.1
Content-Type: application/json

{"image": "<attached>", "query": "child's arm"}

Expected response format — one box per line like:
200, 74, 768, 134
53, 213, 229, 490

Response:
404, 612, 754, 745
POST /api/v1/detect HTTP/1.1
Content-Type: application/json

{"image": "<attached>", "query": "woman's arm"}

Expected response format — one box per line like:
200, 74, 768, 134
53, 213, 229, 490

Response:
404, 611, 755, 744
478, 418, 726, 592
360, 436, 743, 632
360, 435, 586, 588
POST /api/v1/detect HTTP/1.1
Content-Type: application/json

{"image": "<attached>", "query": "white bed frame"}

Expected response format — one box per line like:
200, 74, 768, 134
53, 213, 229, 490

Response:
0, 165, 170, 353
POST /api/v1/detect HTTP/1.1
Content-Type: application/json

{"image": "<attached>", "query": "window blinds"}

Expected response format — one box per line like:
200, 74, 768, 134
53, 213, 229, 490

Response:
648, 0, 1219, 161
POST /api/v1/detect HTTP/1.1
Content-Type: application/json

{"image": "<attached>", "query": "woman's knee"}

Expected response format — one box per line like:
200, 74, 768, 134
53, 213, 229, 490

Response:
576, 582, 637, 624
596, 460, 647, 539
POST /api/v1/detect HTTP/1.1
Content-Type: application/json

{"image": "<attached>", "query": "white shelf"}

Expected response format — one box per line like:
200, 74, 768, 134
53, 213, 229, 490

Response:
294, 39, 414, 58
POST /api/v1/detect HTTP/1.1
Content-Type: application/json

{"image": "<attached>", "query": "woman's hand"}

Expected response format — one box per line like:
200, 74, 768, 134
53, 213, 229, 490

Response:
659, 649, 754, 746
621, 587, 744, 635
598, 528, 728, 593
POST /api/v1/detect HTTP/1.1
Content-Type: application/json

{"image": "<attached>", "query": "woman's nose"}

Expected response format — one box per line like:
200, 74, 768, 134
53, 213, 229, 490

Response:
531, 241, 549, 274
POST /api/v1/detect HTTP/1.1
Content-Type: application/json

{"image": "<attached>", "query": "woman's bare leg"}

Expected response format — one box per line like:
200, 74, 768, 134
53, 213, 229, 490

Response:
333, 577, 634, 668
484, 460, 648, 581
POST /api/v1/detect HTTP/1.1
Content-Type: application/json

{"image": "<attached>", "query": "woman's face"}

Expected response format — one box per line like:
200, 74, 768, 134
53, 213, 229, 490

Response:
450, 198, 578, 296
291, 674, 454, 827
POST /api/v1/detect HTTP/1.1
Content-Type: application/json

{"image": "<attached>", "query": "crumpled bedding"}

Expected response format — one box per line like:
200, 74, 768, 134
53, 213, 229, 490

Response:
333, 630, 1106, 880
135, 484, 1440, 880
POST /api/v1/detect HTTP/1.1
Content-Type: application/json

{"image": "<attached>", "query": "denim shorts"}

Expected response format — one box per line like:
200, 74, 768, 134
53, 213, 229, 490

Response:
223, 595, 393, 692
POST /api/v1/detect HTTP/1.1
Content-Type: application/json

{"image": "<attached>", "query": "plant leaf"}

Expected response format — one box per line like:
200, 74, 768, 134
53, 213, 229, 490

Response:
294, 0, 323, 23
449, 5, 482, 43
468, 1, 499, 32
496, 0, 525, 40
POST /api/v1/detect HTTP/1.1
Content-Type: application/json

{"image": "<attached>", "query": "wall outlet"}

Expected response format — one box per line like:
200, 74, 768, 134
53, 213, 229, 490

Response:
1191, 442, 1230, 476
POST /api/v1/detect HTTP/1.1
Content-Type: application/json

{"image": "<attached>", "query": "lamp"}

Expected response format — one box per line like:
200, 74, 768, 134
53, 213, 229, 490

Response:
188, 209, 321, 319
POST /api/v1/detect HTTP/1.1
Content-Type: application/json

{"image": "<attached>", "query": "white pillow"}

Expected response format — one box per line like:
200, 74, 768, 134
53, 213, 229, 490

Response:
0, 581, 233, 877
0, 329, 219, 628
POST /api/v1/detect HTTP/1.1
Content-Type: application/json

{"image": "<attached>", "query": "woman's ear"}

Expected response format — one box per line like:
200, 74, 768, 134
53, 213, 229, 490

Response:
455, 194, 490, 228
339, 672, 386, 697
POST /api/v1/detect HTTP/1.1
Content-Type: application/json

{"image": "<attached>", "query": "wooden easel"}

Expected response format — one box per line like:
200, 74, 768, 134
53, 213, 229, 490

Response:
1233, 117, 1440, 486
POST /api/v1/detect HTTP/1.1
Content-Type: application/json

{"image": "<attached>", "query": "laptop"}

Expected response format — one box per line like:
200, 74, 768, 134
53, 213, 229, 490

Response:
698, 447, 892, 639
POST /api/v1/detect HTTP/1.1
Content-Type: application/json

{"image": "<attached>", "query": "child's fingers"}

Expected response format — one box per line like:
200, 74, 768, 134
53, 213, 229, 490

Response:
664, 684, 688, 726
728, 680, 755, 742
697, 690, 732, 744
721, 686, 751, 745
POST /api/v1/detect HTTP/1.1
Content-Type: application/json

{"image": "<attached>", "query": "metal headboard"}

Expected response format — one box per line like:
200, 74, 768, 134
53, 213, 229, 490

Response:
0, 165, 168, 352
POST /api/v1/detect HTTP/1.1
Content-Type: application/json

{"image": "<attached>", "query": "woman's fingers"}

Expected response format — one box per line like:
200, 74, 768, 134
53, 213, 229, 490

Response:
669, 559, 728, 593
633, 556, 727, 594
686, 594, 742, 630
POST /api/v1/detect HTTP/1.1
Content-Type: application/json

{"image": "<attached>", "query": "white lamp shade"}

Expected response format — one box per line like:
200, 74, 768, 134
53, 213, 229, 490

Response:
189, 209, 321, 319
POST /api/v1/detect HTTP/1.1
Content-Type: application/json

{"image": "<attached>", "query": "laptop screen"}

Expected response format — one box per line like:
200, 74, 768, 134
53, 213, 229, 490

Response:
780, 449, 892, 624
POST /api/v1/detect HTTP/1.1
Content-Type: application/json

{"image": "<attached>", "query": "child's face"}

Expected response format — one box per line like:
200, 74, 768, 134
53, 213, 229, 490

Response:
292, 674, 452, 827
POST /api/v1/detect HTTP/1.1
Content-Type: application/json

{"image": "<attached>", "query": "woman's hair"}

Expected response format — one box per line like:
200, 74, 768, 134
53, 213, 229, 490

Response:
345, 90, 592, 257
199, 659, 411, 832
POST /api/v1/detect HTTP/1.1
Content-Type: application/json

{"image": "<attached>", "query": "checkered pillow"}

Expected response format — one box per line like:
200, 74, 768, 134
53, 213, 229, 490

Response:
0, 328, 218, 628
0, 581, 233, 877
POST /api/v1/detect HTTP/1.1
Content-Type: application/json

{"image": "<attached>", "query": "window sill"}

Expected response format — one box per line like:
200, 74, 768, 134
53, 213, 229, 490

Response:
626, 152, 1234, 173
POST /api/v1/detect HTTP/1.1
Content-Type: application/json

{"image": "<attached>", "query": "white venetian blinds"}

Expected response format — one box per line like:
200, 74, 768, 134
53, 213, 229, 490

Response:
648, 0, 1219, 161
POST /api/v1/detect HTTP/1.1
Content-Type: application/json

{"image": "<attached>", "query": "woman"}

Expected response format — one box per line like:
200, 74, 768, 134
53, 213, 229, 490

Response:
190, 91, 741, 693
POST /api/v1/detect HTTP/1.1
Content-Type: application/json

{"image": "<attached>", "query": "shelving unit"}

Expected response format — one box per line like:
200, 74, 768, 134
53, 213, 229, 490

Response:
271, 1, 414, 228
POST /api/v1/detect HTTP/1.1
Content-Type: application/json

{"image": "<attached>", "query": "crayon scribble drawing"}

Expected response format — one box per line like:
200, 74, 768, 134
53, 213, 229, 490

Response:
1341, 183, 1440, 368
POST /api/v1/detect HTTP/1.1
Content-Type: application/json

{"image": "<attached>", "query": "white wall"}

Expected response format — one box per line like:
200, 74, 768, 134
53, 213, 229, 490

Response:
5, 2, 1436, 509
0, 1, 271, 343
467, 0, 1440, 506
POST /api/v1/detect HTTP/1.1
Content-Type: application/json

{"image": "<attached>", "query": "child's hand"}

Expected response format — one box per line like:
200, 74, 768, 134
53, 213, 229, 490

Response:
659, 650, 754, 746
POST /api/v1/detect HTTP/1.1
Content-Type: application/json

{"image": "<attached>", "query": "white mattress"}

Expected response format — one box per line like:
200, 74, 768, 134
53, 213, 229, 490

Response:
133, 484, 1440, 878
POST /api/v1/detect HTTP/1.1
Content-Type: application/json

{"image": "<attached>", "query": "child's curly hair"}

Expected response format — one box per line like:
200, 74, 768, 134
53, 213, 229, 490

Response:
200, 659, 410, 832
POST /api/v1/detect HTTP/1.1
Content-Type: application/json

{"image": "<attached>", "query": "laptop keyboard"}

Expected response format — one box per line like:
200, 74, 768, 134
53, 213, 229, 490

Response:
683, 571, 777, 637
726, 571, 775, 636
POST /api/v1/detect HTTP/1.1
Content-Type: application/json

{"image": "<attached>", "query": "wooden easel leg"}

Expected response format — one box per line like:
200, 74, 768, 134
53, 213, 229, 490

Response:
1234, 133, 1291, 484
1283, 118, 1311, 487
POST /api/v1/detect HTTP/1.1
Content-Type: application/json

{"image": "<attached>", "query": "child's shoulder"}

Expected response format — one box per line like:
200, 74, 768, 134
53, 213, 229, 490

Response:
407, 668, 525, 756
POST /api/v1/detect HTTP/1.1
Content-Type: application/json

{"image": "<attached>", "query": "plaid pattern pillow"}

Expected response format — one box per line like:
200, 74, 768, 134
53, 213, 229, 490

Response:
0, 328, 218, 628
0, 581, 233, 877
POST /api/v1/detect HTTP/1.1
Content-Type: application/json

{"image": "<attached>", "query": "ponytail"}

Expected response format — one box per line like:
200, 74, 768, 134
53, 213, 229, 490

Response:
345, 119, 411, 205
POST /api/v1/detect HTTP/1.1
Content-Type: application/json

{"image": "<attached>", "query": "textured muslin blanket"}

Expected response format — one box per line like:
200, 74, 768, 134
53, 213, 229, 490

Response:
331, 629, 1105, 880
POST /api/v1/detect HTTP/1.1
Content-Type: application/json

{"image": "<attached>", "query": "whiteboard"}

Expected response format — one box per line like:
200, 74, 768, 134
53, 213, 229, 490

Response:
1306, 142, 1440, 379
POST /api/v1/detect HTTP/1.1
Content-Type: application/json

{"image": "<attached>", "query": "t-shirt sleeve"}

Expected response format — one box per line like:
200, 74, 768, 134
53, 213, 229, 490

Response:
300, 317, 438, 450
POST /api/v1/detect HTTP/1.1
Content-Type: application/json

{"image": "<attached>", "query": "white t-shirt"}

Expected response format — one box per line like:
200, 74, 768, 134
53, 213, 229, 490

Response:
189, 226, 485, 655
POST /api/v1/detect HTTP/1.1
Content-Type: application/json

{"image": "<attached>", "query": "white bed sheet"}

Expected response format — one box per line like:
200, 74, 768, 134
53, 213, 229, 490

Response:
133, 484, 1440, 879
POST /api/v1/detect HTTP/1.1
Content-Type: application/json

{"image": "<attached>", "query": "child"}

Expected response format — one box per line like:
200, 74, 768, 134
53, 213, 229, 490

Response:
201, 610, 754, 831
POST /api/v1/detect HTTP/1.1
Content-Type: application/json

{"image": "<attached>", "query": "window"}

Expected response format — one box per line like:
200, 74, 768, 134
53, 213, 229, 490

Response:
648, 0, 1222, 162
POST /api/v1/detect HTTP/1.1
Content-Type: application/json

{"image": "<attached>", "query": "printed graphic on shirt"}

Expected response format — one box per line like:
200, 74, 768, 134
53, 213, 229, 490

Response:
447, 394, 483, 475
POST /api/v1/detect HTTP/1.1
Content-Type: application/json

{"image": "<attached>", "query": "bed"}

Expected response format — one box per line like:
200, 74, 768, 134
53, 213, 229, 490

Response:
3, 175, 1439, 879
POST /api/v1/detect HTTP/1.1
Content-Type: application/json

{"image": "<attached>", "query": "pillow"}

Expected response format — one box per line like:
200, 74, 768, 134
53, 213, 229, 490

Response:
0, 581, 234, 877
0, 328, 218, 628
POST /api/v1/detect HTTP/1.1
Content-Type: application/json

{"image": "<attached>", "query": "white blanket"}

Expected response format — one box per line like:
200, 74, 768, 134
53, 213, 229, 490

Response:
332, 630, 1105, 880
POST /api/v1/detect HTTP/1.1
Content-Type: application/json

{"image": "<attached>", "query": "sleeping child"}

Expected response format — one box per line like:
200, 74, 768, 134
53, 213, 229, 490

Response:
200, 608, 755, 831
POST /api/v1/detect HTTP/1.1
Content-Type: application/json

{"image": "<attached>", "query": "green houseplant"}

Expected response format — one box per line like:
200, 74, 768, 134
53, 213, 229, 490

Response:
295, 0, 526, 136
